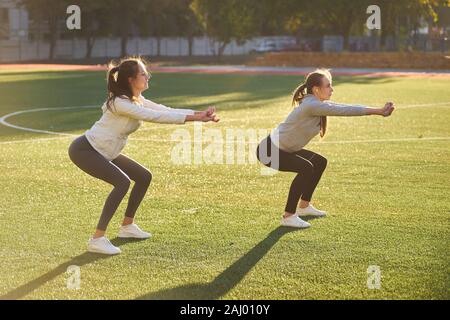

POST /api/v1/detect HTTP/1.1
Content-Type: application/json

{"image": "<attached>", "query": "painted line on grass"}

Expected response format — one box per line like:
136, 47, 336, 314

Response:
0, 105, 97, 136
2, 135, 449, 146
0, 136, 72, 145
130, 136, 450, 144
1, 103, 450, 145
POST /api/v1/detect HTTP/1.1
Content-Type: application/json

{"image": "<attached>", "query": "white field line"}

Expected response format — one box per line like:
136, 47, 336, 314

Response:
0, 136, 72, 145
130, 136, 450, 144
1, 103, 449, 145
0, 105, 97, 136
2, 135, 449, 146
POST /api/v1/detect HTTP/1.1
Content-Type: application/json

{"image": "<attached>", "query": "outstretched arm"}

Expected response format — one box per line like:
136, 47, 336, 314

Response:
141, 97, 195, 114
305, 100, 395, 117
112, 97, 188, 124
140, 96, 219, 121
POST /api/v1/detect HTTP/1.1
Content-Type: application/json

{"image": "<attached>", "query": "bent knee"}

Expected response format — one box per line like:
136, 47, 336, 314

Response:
67, 144, 78, 163
299, 162, 315, 176
131, 169, 152, 187
320, 156, 328, 169
140, 170, 153, 185
314, 156, 327, 171
114, 176, 131, 192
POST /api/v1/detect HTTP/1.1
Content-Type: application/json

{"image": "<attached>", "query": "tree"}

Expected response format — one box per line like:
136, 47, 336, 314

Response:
137, 0, 172, 56
171, 0, 202, 56
21, 0, 70, 60
190, 0, 259, 57
67, 0, 109, 59
103, 0, 152, 57
251, 0, 296, 36
374, 0, 445, 50
301, 0, 370, 50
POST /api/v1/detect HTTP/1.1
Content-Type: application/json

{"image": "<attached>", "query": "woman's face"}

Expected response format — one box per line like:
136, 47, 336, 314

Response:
129, 61, 150, 94
313, 76, 333, 101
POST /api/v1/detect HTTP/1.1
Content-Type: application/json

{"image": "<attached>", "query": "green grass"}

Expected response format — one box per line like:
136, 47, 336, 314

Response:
0, 68, 449, 299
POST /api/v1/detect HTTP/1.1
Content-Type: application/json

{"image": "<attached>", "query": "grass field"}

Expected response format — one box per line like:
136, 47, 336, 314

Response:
0, 68, 449, 299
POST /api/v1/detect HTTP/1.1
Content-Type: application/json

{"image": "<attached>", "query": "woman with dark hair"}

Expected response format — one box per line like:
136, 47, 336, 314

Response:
68, 57, 219, 254
256, 69, 394, 228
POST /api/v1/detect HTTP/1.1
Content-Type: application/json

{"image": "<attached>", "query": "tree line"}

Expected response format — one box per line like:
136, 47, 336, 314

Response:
20, 0, 449, 59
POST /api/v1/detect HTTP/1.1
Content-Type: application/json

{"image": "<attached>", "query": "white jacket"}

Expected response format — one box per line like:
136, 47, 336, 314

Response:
85, 95, 195, 160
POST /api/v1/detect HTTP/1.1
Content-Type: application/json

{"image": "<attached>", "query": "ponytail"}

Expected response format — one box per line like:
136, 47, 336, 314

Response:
319, 116, 327, 138
292, 83, 307, 106
106, 66, 120, 112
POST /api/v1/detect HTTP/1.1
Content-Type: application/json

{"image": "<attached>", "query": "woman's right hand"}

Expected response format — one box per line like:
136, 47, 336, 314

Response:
186, 109, 220, 122
198, 111, 220, 122
380, 102, 395, 117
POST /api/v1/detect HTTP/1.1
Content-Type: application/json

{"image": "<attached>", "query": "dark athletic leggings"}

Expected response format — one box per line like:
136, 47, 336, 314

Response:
256, 135, 327, 214
68, 135, 152, 231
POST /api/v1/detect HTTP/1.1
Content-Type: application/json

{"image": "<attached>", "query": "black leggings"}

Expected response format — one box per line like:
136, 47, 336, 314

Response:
68, 135, 152, 231
256, 135, 327, 214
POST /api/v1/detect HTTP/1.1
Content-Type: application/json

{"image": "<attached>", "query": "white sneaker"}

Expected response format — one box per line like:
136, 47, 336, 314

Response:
297, 204, 327, 217
118, 223, 151, 239
87, 236, 121, 255
280, 214, 311, 228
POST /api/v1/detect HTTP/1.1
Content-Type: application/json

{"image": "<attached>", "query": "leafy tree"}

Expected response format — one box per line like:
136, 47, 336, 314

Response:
21, 0, 70, 59
68, 1, 108, 58
190, 0, 259, 57
103, 0, 151, 57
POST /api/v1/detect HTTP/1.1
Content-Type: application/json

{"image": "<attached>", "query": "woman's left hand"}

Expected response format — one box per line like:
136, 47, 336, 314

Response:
381, 102, 395, 117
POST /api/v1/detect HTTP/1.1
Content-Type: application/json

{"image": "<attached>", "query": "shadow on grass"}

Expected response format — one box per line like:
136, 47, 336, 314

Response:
135, 226, 299, 300
0, 237, 144, 300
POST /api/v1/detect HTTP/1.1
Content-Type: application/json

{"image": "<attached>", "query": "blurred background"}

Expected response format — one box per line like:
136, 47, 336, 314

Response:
0, 0, 449, 68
